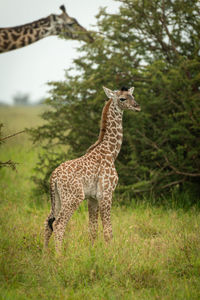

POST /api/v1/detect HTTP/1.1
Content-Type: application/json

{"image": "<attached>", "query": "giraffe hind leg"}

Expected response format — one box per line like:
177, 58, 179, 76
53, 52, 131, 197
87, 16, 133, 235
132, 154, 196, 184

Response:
53, 185, 85, 253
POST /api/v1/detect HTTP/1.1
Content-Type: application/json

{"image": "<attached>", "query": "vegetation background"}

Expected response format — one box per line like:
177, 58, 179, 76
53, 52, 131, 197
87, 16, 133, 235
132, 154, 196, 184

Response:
30, 0, 200, 201
0, 0, 200, 299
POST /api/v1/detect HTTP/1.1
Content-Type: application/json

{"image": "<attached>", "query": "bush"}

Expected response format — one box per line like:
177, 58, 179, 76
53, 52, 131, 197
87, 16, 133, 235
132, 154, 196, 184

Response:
30, 0, 200, 201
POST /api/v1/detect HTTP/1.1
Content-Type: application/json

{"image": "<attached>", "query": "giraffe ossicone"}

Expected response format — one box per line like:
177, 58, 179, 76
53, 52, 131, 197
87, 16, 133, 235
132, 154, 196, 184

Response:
0, 5, 93, 53
44, 86, 141, 253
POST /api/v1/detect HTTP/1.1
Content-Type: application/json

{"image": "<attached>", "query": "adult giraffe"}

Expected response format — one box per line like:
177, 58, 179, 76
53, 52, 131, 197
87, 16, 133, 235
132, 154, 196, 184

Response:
0, 5, 93, 53
44, 86, 141, 253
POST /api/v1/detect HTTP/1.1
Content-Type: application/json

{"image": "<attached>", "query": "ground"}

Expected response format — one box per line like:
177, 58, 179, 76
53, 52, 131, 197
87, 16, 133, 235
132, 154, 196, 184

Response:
0, 106, 200, 300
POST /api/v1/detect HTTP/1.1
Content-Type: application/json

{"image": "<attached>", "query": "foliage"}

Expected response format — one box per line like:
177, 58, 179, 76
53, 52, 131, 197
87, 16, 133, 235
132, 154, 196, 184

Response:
30, 0, 200, 199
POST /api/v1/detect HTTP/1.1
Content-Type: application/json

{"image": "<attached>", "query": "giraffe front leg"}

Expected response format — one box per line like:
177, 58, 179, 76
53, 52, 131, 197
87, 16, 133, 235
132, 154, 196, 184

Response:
88, 198, 99, 242
99, 194, 113, 242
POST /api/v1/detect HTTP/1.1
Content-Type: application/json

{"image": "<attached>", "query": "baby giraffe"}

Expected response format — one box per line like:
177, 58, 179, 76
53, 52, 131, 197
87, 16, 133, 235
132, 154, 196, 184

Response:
44, 86, 141, 253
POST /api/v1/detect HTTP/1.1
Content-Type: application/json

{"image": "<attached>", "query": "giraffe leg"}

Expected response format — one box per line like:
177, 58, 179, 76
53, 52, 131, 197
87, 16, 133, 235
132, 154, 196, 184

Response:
53, 209, 72, 253
99, 194, 113, 242
53, 187, 85, 253
88, 199, 99, 242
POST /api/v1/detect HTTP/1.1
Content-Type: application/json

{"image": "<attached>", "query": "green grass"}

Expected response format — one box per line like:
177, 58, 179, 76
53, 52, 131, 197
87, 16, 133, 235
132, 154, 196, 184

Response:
0, 106, 200, 299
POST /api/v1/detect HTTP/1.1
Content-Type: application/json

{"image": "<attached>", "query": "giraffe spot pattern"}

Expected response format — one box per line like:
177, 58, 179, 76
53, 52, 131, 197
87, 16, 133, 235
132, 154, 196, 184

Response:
44, 88, 140, 253
0, 5, 93, 53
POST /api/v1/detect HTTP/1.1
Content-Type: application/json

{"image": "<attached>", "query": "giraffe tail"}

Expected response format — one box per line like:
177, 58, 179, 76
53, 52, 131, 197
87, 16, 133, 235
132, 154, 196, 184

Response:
47, 176, 56, 231
47, 177, 61, 231
48, 217, 55, 231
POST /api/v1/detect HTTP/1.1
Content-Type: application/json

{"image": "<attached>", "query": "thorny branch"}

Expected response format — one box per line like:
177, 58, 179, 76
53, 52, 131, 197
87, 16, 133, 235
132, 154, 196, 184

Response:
0, 129, 24, 170
136, 130, 200, 177
0, 130, 25, 142
160, 0, 179, 55
0, 160, 18, 170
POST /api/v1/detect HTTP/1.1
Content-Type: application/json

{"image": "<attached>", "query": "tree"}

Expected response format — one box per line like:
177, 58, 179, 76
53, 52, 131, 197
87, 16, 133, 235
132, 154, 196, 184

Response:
13, 92, 30, 106
30, 0, 200, 200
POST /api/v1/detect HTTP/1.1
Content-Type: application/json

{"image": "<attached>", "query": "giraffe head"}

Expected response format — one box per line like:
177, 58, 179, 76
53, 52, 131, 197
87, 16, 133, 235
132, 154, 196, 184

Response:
51, 5, 93, 43
103, 86, 141, 112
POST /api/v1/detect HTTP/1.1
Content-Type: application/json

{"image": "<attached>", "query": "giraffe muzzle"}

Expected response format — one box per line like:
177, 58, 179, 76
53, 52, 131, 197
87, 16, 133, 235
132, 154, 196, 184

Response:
134, 105, 141, 112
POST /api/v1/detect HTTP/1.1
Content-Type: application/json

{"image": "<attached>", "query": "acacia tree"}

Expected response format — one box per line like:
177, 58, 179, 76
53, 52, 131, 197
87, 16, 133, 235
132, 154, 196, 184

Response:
30, 0, 200, 200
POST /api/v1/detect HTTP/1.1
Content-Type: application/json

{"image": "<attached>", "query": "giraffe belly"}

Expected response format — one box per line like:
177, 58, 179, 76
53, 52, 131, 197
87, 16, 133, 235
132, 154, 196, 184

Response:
83, 180, 98, 199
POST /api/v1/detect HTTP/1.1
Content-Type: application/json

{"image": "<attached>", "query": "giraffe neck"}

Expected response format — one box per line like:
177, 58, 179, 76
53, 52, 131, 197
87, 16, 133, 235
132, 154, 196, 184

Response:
101, 100, 123, 160
0, 15, 61, 53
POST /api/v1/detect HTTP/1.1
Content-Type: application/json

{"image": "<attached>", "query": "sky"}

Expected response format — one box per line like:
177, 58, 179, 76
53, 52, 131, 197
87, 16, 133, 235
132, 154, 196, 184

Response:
0, 0, 120, 104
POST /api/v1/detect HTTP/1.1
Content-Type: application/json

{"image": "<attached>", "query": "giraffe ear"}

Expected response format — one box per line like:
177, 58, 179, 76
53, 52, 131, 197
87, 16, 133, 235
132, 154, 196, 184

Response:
103, 86, 115, 99
128, 87, 135, 94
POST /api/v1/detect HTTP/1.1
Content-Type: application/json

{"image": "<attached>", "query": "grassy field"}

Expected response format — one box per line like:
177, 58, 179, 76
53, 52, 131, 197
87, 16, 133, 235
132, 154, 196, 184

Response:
0, 106, 200, 300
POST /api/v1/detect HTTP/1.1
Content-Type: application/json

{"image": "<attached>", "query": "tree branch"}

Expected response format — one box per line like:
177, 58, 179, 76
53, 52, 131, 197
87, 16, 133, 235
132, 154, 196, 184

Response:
160, 0, 179, 55
161, 179, 185, 190
0, 130, 25, 142
136, 130, 200, 177
0, 160, 18, 170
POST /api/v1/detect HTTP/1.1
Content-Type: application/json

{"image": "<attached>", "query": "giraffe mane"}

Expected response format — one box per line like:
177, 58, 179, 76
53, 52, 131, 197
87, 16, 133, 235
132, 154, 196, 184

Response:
86, 99, 112, 153
6, 17, 50, 31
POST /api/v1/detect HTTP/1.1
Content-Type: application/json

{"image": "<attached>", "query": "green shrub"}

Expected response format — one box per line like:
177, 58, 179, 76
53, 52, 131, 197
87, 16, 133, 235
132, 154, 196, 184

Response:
30, 0, 200, 201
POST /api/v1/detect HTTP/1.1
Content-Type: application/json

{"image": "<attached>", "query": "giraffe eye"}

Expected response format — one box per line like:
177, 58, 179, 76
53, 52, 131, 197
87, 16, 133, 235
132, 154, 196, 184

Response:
119, 98, 126, 101
68, 22, 75, 26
